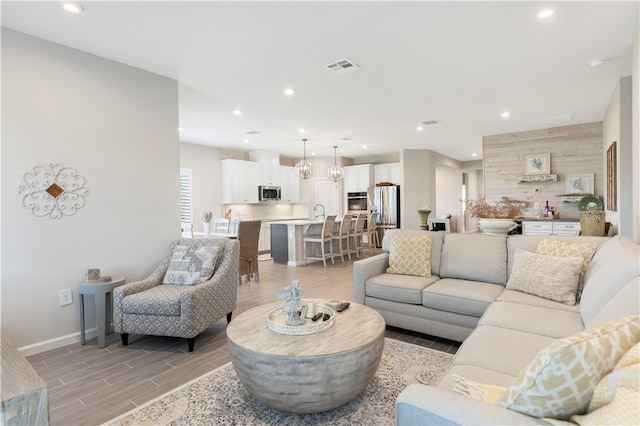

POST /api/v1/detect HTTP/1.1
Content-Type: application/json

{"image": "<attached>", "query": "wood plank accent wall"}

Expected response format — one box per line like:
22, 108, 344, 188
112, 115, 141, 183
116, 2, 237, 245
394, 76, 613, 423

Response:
483, 122, 603, 219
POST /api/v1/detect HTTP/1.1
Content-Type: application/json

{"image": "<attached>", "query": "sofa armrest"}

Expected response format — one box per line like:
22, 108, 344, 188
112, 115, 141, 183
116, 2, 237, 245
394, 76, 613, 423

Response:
396, 384, 547, 426
353, 253, 389, 304
113, 267, 166, 333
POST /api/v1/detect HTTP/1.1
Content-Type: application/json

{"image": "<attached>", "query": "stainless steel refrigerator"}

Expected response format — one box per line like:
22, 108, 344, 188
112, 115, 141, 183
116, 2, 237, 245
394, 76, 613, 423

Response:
370, 185, 400, 247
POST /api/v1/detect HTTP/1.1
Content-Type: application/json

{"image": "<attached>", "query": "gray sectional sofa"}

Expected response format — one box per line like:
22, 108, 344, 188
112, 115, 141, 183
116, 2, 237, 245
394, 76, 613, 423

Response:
353, 230, 639, 425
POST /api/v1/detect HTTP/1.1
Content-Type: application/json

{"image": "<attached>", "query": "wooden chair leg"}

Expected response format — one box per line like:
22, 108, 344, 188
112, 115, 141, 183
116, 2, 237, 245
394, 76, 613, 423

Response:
321, 240, 326, 267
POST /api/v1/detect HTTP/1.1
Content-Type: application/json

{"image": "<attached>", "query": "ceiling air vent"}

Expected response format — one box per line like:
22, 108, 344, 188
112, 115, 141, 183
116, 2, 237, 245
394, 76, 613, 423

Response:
421, 120, 440, 126
245, 130, 260, 135
324, 58, 360, 74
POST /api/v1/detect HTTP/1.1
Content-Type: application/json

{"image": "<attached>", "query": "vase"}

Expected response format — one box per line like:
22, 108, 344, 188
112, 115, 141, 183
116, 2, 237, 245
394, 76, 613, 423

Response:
478, 219, 517, 236
203, 222, 211, 234
417, 210, 431, 230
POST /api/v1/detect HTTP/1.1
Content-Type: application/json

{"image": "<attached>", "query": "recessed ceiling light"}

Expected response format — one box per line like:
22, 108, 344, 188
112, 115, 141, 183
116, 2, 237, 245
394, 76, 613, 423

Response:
62, 2, 84, 14
244, 139, 250, 144
178, 126, 185, 132
298, 128, 306, 133
501, 111, 510, 118
416, 126, 424, 132
284, 88, 295, 96
589, 58, 606, 68
537, 9, 554, 19
311, 152, 317, 156
362, 145, 368, 150
472, 153, 478, 157
233, 109, 243, 116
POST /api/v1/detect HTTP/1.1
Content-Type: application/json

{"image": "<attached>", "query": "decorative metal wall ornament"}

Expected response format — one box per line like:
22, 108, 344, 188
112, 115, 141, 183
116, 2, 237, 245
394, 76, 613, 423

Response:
17, 163, 89, 219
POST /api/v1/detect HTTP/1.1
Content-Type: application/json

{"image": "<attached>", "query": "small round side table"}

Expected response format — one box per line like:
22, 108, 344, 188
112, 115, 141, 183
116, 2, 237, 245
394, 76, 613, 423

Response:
79, 276, 125, 348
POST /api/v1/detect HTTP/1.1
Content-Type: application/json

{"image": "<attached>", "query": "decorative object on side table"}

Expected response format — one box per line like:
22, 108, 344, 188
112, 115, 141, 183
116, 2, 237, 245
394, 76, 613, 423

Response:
579, 195, 605, 236
202, 211, 212, 234
417, 209, 431, 230
268, 281, 336, 335
275, 280, 307, 325
466, 196, 521, 235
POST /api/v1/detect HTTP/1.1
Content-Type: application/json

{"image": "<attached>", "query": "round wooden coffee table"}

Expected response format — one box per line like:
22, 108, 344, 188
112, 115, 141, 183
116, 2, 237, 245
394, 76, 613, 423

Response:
226, 299, 385, 413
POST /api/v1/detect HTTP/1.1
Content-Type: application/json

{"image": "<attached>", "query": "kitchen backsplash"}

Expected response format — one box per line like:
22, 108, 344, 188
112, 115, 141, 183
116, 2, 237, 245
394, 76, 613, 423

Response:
222, 203, 310, 221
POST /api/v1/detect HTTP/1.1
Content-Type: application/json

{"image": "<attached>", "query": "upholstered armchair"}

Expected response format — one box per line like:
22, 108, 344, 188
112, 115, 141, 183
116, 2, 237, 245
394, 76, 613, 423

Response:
113, 238, 239, 352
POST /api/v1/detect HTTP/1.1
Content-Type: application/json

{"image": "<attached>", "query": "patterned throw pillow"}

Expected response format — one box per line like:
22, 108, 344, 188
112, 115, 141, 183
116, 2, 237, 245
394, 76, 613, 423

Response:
386, 234, 432, 277
162, 245, 220, 285
536, 239, 599, 299
498, 315, 640, 420
506, 249, 583, 305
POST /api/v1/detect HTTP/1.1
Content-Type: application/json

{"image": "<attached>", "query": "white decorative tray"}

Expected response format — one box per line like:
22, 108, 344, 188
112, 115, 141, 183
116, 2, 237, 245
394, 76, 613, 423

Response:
266, 304, 335, 336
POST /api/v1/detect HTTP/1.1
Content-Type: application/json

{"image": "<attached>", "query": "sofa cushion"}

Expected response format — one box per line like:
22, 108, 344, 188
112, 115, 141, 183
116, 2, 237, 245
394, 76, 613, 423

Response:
440, 234, 508, 285
122, 284, 184, 316
423, 279, 503, 317
585, 277, 640, 329
386, 233, 432, 277
536, 239, 598, 299
479, 302, 584, 339
162, 245, 220, 285
581, 236, 640, 325
496, 289, 581, 313
506, 249, 583, 305
454, 325, 556, 377
498, 315, 640, 420
366, 273, 438, 304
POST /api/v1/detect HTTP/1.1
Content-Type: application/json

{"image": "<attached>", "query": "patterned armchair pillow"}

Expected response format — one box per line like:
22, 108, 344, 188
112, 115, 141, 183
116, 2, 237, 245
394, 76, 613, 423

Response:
386, 234, 432, 277
162, 245, 220, 285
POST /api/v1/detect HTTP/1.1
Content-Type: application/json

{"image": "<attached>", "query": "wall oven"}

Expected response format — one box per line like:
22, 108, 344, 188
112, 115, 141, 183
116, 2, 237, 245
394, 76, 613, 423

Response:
347, 191, 368, 213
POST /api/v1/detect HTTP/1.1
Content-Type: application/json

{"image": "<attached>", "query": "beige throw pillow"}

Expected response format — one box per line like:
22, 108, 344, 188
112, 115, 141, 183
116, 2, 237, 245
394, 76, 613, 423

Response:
163, 245, 220, 285
498, 315, 640, 420
386, 234, 432, 277
536, 239, 599, 299
507, 249, 583, 305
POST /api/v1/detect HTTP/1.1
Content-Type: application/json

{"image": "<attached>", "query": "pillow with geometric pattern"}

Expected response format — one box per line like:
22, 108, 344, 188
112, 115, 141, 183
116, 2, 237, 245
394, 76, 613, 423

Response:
386, 234, 432, 277
162, 245, 220, 285
498, 315, 640, 420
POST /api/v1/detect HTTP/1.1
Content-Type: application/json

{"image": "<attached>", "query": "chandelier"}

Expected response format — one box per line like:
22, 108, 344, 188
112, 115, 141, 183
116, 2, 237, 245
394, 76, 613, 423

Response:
295, 138, 314, 179
327, 145, 344, 181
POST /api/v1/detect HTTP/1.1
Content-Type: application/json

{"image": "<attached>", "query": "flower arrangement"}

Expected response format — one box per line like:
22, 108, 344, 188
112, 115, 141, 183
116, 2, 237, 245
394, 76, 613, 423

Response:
202, 211, 212, 223
467, 196, 522, 219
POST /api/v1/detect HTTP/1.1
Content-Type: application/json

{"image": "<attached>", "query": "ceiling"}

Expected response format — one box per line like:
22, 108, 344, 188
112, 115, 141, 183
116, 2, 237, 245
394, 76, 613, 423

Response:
2, 1, 638, 161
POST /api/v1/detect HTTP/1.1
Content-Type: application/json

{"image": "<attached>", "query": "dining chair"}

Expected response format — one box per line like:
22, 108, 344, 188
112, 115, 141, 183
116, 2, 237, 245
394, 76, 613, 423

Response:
304, 215, 337, 267
331, 213, 353, 262
236, 219, 262, 283
348, 213, 366, 258
364, 212, 379, 254
180, 222, 193, 238
213, 218, 230, 233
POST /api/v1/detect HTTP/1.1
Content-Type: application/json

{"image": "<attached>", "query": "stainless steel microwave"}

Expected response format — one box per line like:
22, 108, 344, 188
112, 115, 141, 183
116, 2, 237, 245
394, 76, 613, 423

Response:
258, 185, 281, 202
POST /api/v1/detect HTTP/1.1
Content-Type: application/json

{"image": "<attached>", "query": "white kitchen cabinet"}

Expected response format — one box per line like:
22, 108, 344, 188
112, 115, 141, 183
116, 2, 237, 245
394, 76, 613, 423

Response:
221, 159, 259, 203
522, 221, 580, 236
258, 222, 271, 253
374, 163, 400, 184
344, 164, 373, 192
249, 151, 281, 187
279, 166, 300, 203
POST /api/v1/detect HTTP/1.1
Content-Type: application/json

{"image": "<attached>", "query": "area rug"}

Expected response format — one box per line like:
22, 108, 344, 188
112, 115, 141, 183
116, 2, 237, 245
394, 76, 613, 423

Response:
104, 338, 453, 426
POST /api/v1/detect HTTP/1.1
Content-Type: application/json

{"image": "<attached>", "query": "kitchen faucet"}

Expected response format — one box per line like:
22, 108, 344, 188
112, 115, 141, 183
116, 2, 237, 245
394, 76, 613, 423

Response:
313, 204, 326, 220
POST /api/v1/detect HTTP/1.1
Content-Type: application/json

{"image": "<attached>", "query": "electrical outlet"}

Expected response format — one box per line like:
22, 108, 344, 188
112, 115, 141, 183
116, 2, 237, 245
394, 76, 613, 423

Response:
59, 289, 73, 306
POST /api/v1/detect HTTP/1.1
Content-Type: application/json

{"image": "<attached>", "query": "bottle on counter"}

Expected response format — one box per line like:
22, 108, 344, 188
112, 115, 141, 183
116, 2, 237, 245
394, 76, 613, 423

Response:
544, 201, 550, 217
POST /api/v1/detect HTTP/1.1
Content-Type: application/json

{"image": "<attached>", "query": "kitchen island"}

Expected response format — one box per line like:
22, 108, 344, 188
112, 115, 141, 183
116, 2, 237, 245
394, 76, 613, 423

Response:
270, 219, 324, 266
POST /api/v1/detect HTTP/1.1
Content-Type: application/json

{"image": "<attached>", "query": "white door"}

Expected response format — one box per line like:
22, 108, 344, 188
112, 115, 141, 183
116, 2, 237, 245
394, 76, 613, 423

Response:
312, 179, 340, 218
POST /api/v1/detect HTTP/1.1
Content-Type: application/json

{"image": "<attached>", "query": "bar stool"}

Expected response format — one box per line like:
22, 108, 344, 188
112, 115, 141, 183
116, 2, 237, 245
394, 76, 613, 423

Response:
348, 213, 366, 258
304, 215, 337, 266
332, 213, 353, 262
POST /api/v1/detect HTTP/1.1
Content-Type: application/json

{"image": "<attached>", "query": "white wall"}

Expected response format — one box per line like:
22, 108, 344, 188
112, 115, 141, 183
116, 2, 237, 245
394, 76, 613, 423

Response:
633, 31, 640, 243
603, 81, 621, 228
435, 165, 462, 231
1, 29, 180, 353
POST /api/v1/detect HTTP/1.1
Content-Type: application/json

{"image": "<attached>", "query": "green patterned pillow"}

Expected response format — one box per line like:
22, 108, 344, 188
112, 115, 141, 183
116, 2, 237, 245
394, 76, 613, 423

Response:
163, 245, 220, 285
507, 249, 583, 305
386, 234, 432, 277
498, 315, 640, 420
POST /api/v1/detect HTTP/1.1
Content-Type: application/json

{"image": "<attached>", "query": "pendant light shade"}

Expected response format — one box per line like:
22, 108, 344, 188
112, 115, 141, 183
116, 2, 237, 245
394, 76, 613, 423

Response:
327, 145, 344, 181
295, 138, 314, 179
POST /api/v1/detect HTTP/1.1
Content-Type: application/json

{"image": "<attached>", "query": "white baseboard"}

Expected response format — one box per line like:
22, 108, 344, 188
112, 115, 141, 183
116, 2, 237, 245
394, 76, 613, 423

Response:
18, 327, 98, 357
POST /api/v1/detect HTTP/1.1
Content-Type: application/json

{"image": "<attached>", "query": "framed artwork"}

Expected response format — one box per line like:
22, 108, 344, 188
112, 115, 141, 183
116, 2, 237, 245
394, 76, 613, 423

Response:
524, 153, 550, 175
607, 142, 617, 211
565, 173, 594, 194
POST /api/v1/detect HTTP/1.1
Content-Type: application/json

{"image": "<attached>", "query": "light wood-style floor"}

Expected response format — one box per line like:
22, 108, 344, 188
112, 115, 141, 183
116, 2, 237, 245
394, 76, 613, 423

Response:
27, 250, 460, 426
